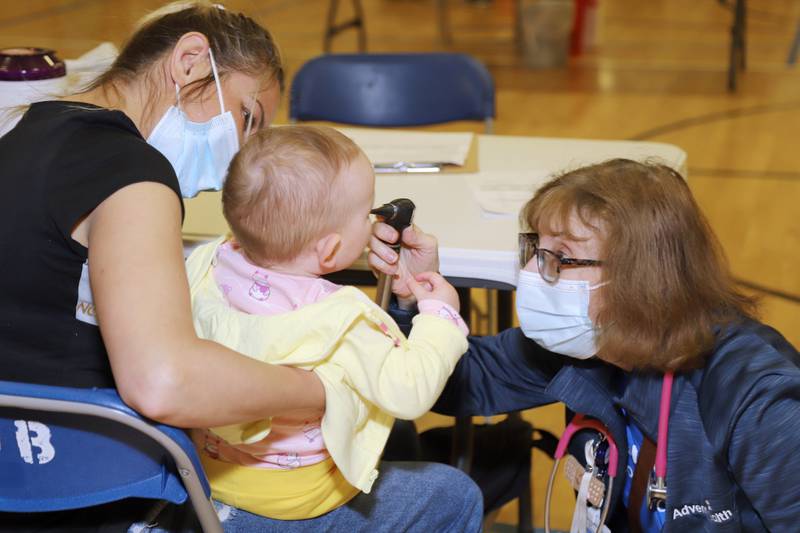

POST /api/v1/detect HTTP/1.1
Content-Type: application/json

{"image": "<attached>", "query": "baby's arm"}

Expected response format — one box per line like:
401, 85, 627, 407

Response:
408, 272, 469, 336
338, 273, 469, 420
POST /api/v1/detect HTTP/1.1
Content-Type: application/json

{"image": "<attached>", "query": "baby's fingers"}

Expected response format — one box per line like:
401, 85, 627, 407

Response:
406, 275, 429, 301
415, 271, 447, 290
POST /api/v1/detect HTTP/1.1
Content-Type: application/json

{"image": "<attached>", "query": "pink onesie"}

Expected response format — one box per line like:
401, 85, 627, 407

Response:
201, 240, 467, 470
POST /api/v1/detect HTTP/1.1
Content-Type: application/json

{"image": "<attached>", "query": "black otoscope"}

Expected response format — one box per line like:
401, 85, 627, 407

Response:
370, 198, 416, 310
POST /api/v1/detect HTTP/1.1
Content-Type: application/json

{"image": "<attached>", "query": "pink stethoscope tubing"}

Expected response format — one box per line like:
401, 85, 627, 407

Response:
544, 372, 674, 533
655, 372, 674, 481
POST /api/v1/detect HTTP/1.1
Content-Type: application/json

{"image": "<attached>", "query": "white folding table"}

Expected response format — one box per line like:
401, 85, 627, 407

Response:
183, 132, 687, 291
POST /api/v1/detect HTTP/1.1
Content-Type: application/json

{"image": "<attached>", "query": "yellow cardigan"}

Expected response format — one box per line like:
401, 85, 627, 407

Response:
185, 238, 468, 493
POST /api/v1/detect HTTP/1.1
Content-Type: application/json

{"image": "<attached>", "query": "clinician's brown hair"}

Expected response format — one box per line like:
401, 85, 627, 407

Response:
521, 159, 756, 371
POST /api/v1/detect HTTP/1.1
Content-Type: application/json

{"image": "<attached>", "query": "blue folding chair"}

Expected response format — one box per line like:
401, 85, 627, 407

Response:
290, 52, 495, 132
0, 380, 222, 533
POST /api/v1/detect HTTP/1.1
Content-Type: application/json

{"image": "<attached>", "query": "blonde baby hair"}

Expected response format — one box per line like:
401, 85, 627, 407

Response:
223, 125, 364, 265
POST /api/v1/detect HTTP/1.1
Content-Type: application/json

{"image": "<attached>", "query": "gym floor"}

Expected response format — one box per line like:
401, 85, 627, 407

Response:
3, 0, 798, 530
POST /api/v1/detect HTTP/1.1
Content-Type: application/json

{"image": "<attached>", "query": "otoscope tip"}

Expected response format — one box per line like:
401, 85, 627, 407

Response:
370, 204, 396, 219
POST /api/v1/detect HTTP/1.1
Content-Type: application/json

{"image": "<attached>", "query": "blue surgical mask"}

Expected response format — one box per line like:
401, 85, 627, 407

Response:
515, 270, 605, 359
147, 48, 240, 198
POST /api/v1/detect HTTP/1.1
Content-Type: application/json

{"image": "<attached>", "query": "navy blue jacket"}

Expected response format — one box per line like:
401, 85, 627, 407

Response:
422, 315, 800, 531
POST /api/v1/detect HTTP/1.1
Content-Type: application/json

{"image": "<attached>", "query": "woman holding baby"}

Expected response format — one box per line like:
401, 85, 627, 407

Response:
0, 2, 481, 531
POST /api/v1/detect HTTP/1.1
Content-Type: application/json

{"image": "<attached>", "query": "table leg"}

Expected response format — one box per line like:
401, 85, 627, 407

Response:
497, 289, 514, 331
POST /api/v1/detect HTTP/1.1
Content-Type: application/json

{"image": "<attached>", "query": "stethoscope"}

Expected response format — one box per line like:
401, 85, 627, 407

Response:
544, 372, 674, 533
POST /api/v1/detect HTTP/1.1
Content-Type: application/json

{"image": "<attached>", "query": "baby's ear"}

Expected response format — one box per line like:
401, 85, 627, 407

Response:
315, 233, 341, 272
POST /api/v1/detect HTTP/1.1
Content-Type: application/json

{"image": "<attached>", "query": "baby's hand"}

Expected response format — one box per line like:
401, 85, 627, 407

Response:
407, 272, 460, 311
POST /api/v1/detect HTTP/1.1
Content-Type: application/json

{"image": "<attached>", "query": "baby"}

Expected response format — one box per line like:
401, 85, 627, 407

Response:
184, 125, 469, 519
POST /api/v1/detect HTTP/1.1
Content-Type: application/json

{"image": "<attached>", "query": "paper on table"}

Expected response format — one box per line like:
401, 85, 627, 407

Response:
468, 170, 553, 219
339, 128, 474, 166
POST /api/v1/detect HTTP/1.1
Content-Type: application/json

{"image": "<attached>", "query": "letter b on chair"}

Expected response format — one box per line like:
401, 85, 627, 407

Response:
12, 419, 55, 464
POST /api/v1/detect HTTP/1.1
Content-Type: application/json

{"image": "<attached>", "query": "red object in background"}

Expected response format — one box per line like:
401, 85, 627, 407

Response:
570, 0, 598, 56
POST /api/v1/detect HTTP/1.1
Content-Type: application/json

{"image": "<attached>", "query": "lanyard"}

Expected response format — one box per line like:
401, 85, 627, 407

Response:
544, 372, 674, 533
647, 372, 674, 510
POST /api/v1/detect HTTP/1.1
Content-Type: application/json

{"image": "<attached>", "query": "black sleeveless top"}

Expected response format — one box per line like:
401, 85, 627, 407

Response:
0, 101, 182, 388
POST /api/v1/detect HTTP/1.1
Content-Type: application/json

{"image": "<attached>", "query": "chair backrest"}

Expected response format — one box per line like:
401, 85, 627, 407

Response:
290, 53, 495, 131
0, 380, 222, 533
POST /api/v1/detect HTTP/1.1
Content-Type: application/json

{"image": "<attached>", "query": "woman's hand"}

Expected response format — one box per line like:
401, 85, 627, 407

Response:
368, 222, 440, 305
407, 272, 460, 311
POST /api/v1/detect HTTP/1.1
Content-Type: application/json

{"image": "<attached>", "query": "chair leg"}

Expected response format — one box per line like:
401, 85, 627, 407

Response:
324, 0, 367, 53
514, 0, 524, 52
496, 289, 513, 331
324, 0, 339, 53
451, 415, 475, 474
499, 411, 534, 532
354, 0, 367, 52
728, 27, 737, 91
437, 0, 453, 45
517, 470, 533, 533
451, 286, 474, 474
790, 20, 800, 65
727, 0, 746, 92
738, 0, 746, 70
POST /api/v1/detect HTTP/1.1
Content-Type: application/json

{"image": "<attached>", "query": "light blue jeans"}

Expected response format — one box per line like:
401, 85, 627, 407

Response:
136, 461, 483, 533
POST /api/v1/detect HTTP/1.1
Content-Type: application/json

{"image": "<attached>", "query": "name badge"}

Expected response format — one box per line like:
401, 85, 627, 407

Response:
75, 261, 97, 326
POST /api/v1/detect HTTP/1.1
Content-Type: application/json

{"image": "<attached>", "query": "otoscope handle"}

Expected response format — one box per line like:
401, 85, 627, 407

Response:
374, 271, 395, 310
371, 198, 416, 310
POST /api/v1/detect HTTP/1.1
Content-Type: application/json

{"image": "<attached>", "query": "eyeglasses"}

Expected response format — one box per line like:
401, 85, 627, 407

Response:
518, 232, 603, 283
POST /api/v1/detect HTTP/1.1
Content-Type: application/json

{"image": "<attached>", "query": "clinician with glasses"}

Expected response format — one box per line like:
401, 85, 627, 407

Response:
0, 2, 482, 531
371, 158, 800, 532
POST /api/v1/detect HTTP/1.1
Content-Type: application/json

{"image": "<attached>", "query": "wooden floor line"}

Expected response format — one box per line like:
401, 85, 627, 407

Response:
628, 100, 800, 140
735, 279, 800, 305
688, 168, 800, 182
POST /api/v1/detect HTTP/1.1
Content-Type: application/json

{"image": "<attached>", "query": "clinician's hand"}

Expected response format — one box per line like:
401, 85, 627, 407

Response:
369, 222, 439, 306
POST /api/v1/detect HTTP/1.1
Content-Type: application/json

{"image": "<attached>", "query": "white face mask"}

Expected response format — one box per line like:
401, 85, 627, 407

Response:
515, 270, 605, 359
147, 48, 240, 198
